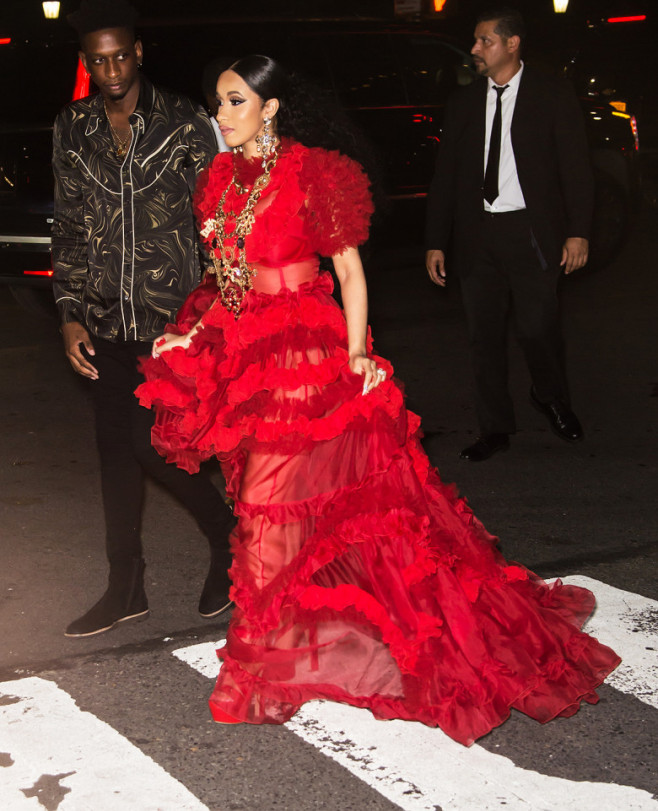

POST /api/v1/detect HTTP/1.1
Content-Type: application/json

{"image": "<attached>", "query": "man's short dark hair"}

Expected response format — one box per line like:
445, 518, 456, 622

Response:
68, 0, 139, 41
476, 7, 526, 41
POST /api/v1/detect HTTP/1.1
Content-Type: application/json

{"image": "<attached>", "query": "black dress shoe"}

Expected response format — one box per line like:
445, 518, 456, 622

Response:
65, 558, 149, 638
199, 548, 233, 618
530, 387, 583, 442
460, 434, 510, 462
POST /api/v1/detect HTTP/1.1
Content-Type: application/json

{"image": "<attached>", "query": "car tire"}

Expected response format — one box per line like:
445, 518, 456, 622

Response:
588, 171, 631, 270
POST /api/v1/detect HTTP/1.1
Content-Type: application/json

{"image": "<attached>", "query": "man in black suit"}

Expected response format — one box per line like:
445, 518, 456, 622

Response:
425, 6, 593, 462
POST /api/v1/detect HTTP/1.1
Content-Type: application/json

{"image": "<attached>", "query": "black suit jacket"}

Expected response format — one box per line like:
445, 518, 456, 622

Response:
425, 66, 594, 272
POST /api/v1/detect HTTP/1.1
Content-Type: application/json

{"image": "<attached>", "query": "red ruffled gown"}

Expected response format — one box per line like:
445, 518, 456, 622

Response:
137, 140, 620, 746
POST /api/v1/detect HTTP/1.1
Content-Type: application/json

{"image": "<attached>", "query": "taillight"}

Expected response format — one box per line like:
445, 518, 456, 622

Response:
607, 15, 647, 23
23, 269, 54, 277
0, 37, 11, 45
72, 58, 90, 101
630, 115, 639, 151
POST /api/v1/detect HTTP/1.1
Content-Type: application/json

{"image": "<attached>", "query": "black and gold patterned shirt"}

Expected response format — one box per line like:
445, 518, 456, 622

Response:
52, 76, 217, 341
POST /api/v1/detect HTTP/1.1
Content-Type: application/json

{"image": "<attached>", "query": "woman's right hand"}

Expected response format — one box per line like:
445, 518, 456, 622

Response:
151, 332, 190, 358
350, 353, 386, 395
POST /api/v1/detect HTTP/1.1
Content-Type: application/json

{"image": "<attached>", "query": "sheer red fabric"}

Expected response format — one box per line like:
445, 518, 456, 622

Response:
137, 142, 620, 746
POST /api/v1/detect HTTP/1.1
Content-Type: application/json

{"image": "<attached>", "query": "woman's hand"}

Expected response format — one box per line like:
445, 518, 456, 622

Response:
151, 332, 191, 358
350, 353, 386, 395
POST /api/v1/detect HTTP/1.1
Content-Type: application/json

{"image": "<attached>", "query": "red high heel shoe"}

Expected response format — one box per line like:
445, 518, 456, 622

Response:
211, 706, 242, 725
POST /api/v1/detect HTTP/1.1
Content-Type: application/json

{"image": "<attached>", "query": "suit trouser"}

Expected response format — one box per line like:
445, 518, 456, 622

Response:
459, 210, 569, 436
88, 337, 233, 565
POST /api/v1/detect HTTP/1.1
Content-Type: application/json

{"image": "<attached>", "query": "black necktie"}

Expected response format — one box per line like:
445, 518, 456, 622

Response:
483, 85, 508, 205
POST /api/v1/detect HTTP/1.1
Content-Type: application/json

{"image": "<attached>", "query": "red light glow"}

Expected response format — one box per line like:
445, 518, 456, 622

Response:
72, 58, 91, 100
0, 37, 12, 45
434, 0, 447, 10
607, 15, 647, 23
630, 116, 639, 151
23, 270, 54, 277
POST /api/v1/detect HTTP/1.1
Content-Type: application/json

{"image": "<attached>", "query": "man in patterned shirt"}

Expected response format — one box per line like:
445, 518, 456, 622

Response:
52, 0, 234, 637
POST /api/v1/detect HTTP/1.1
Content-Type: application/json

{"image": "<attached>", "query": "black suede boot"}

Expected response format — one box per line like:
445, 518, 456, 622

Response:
199, 546, 233, 618
65, 558, 149, 637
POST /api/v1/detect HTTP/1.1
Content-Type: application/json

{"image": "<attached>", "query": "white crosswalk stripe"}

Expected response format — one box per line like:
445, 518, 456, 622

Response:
0, 677, 207, 810
0, 577, 656, 810
556, 576, 658, 710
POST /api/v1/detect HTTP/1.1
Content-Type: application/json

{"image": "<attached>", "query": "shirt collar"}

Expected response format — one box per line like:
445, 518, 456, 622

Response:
488, 60, 524, 95
85, 75, 154, 137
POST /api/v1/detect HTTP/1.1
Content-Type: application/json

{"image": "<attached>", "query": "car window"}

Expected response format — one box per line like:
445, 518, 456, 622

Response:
394, 35, 475, 106
326, 34, 406, 109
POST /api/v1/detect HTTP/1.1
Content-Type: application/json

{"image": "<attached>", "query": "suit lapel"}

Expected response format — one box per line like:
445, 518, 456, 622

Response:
510, 68, 534, 197
511, 67, 531, 145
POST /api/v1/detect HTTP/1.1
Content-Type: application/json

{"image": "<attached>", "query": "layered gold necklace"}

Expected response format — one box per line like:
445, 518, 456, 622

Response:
104, 102, 132, 158
208, 147, 279, 317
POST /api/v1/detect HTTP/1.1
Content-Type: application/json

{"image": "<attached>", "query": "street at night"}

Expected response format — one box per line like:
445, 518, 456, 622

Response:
1, 1, 657, 809
1, 200, 657, 808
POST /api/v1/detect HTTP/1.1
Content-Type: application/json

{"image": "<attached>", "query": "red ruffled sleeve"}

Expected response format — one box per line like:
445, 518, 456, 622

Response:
299, 147, 374, 257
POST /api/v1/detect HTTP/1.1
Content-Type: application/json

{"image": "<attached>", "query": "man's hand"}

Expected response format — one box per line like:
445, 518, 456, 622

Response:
426, 249, 447, 287
62, 322, 98, 380
560, 237, 589, 275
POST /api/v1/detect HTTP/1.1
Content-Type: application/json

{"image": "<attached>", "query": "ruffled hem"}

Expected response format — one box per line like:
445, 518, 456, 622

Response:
210, 640, 612, 746
209, 493, 619, 743
203, 409, 619, 745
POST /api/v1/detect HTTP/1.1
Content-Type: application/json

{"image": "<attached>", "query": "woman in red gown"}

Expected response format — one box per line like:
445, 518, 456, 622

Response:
137, 55, 620, 746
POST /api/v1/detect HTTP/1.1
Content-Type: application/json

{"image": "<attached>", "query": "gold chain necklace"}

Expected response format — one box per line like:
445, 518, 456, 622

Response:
208, 147, 279, 318
104, 102, 132, 158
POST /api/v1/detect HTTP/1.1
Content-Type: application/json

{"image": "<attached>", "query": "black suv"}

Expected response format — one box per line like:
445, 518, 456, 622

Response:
0, 16, 640, 314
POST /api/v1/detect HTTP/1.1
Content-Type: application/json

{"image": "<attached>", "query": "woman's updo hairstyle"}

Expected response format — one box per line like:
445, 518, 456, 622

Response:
228, 55, 292, 133
227, 54, 382, 207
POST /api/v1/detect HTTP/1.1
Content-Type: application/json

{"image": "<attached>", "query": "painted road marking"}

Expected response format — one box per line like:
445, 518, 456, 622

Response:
0, 676, 207, 811
560, 575, 658, 710
174, 576, 658, 811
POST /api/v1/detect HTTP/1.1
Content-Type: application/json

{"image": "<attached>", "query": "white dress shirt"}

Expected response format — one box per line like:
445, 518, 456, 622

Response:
483, 62, 526, 212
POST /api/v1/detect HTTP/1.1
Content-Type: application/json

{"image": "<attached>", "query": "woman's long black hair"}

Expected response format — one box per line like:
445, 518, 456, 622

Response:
227, 54, 384, 211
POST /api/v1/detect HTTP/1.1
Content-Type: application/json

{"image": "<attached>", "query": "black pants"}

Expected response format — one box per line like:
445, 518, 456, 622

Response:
89, 338, 233, 565
460, 211, 569, 436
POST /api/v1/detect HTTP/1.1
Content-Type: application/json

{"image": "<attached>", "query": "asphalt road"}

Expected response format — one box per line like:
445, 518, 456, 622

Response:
0, 204, 656, 810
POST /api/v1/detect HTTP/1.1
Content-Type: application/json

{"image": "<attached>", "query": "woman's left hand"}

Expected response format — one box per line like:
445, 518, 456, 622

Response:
350, 354, 386, 395
151, 332, 190, 358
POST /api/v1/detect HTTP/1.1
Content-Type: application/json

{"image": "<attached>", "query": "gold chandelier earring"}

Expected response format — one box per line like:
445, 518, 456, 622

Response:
255, 117, 276, 167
